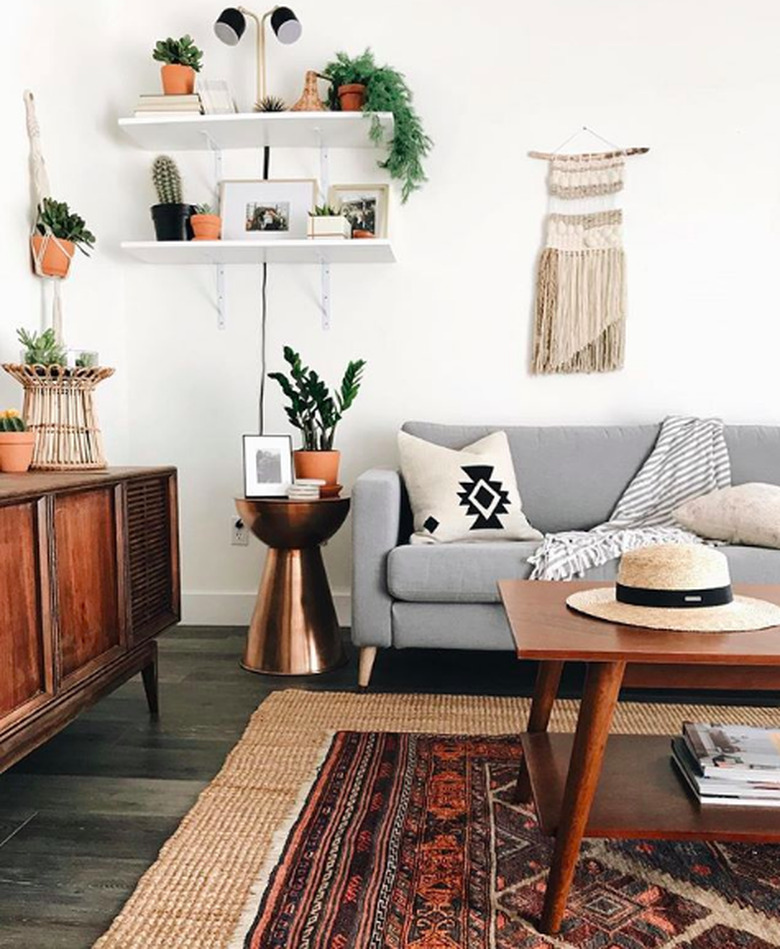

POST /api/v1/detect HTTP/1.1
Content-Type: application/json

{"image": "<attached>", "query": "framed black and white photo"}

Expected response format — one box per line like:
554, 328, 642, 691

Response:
328, 184, 389, 238
220, 179, 316, 241
242, 434, 293, 497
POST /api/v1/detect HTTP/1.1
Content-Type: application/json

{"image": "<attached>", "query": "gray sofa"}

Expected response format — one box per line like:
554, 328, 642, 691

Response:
351, 422, 780, 686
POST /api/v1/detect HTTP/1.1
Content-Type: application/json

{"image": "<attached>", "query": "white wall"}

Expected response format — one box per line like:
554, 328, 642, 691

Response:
3, 1, 779, 624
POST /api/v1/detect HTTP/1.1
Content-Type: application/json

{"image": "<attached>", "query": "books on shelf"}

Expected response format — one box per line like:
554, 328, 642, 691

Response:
671, 722, 780, 807
134, 94, 202, 118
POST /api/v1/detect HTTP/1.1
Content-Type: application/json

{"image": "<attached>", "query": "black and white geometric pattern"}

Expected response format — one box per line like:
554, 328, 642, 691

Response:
457, 465, 511, 530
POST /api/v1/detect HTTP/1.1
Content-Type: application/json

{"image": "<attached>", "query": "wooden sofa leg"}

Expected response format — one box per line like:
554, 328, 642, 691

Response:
358, 647, 378, 689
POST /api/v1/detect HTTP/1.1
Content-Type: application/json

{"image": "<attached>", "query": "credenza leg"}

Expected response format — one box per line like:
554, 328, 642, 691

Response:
141, 643, 159, 718
515, 660, 564, 803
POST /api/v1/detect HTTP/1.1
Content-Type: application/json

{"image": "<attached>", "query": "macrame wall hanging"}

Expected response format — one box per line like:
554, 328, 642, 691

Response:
530, 128, 649, 374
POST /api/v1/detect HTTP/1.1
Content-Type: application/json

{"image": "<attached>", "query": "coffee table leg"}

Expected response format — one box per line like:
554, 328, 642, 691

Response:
515, 660, 564, 803
540, 660, 626, 935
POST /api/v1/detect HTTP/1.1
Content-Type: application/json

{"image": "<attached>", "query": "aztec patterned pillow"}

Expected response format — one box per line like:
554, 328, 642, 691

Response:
398, 430, 541, 544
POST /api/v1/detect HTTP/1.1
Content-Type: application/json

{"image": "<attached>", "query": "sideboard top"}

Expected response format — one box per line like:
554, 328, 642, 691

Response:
0, 467, 177, 500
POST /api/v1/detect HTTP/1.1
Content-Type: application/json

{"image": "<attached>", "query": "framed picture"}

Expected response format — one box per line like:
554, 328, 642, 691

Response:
328, 184, 389, 238
220, 179, 316, 240
242, 435, 293, 497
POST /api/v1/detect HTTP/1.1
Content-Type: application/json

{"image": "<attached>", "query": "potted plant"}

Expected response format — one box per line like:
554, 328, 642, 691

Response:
191, 203, 222, 241
153, 35, 203, 95
31, 198, 96, 278
307, 204, 351, 240
150, 155, 192, 241
322, 49, 432, 202
0, 411, 35, 473
17, 327, 67, 374
268, 346, 366, 485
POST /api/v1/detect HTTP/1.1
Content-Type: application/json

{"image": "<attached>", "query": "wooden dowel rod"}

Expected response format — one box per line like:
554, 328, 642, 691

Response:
528, 147, 650, 161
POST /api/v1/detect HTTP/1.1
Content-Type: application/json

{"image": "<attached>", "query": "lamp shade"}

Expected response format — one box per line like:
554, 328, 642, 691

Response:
270, 6, 302, 43
214, 7, 246, 45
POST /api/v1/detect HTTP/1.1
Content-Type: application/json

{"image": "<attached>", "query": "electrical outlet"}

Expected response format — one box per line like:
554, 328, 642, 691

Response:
231, 515, 250, 546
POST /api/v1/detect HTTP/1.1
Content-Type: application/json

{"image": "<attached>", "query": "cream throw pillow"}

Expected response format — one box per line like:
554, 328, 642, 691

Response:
398, 430, 541, 544
674, 483, 780, 549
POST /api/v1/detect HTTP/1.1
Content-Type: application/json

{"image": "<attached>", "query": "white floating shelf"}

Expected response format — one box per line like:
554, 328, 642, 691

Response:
118, 111, 394, 151
120, 239, 395, 265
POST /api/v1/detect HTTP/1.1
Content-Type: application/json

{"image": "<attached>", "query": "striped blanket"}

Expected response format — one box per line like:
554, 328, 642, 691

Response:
527, 416, 731, 580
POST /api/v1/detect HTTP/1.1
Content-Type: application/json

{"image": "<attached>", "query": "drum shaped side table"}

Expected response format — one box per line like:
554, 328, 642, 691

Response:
236, 497, 349, 675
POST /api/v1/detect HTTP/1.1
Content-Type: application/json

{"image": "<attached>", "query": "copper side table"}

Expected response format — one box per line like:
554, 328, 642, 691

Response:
235, 497, 349, 676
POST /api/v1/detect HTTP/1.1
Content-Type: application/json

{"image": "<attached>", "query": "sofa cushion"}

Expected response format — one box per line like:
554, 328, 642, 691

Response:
387, 542, 780, 603
674, 483, 780, 549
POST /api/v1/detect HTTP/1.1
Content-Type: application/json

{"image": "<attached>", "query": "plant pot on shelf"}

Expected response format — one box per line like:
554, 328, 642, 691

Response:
0, 432, 36, 473
191, 214, 222, 241
337, 83, 366, 111
308, 215, 351, 240
151, 203, 192, 241
294, 450, 340, 485
30, 235, 75, 278
161, 64, 195, 95
352, 229, 375, 239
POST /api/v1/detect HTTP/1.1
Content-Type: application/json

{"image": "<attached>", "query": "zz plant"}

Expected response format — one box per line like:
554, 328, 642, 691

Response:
268, 346, 366, 451
36, 198, 96, 255
322, 49, 432, 202
152, 35, 203, 71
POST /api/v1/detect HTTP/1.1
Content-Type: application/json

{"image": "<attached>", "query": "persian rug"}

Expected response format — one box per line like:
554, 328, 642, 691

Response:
94, 691, 780, 949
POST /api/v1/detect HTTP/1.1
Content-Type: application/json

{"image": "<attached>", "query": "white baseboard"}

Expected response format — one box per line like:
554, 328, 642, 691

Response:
181, 590, 352, 627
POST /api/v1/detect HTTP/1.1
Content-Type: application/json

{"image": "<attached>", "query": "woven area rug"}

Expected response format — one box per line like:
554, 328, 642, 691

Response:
94, 691, 780, 949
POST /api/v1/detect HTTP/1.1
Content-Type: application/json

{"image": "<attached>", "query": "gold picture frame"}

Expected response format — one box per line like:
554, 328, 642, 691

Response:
328, 183, 389, 238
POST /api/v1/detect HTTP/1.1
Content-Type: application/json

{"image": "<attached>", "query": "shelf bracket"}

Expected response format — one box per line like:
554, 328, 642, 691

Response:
216, 265, 226, 330
318, 132, 330, 202
201, 132, 223, 198
320, 260, 331, 331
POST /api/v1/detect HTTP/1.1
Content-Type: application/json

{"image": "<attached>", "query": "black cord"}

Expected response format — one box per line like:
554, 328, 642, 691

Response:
258, 145, 271, 434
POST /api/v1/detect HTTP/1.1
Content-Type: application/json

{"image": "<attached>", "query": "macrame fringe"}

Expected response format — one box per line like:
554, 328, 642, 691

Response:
532, 247, 625, 374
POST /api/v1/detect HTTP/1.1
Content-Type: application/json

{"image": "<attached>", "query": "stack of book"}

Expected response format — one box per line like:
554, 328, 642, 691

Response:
286, 479, 325, 501
672, 721, 780, 807
133, 94, 203, 118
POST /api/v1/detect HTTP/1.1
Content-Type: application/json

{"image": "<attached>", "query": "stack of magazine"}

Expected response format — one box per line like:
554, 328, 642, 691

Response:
672, 721, 780, 807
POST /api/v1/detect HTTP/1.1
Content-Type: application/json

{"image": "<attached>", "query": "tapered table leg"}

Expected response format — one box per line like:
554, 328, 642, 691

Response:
539, 660, 626, 935
515, 660, 564, 803
141, 642, 159, 718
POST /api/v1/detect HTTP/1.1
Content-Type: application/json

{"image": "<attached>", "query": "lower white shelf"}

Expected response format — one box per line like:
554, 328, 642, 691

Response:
120, 239, 395, 265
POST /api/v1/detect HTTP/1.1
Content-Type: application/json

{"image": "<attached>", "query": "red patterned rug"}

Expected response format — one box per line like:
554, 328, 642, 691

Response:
238, 732, 780, 948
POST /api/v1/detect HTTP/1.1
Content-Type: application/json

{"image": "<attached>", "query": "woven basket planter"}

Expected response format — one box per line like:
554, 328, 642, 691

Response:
2, 364, 115, 471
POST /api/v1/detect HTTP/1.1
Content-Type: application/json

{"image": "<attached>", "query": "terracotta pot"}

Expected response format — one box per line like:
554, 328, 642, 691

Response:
337, 83, 366, 112
191, 214, 222, 241
0, 432, 35, 473
294, 450, 340, 485
352, 229, 375, 239
161, 64, 195, 95
31, 235, 74, 278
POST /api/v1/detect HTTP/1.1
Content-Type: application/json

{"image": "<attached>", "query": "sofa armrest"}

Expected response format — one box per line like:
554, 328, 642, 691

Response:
351, 468, 402, 648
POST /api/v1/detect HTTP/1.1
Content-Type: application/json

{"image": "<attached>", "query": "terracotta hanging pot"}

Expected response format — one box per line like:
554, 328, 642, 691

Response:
31, 235, 74, 278
337, 83, 366, 112
161, 64, 195, 95
0, 432, 36, 473
191, 214, 222, 241
293, 450, 340, 485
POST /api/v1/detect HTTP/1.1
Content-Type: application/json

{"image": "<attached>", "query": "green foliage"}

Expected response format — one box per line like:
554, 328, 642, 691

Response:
193, 203, 213, 215
74, 351, 98, 368
268, 346, 367, 451
0, 411, 26, 433
258, 95, 287, 112
151, 155, 183, 205
17, 328, 66, 367
310, 204, 340, 217
36, 198, 96, 256
152, 35, 203, 71
323, 49, 432, 202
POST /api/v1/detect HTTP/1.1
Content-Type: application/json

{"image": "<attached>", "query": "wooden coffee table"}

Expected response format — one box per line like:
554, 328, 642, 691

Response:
498, 579, 780, 935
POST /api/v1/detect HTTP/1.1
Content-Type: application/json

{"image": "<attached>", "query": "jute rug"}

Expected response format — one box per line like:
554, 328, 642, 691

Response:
94, 691, 780, 949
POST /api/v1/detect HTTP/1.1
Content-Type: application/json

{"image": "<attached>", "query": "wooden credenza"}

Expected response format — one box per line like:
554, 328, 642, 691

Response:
0, 467, 180, 773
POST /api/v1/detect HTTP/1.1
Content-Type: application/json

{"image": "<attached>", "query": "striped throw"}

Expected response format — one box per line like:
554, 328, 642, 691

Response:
527, 416, 731, 581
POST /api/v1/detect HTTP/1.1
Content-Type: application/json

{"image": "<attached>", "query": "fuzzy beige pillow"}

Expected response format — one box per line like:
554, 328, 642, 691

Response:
674, 483, 780, 549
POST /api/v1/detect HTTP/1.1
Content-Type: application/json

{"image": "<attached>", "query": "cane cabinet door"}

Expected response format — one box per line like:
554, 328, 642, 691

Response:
0, 498, 53, 731
54, 486, 125, 687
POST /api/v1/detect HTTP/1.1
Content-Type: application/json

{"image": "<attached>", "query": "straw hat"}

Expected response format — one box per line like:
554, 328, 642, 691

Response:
566, 544, 780, 632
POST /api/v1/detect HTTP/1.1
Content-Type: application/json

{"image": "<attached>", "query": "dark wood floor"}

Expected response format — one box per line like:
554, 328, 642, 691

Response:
0, 626, 776, 948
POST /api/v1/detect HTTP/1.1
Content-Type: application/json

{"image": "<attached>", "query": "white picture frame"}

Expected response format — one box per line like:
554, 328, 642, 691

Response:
328, 183, 389, 238
220, 179, 316, 241
243, 434, 293, 498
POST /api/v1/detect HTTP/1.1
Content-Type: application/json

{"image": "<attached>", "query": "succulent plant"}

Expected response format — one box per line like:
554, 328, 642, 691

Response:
0, 410, 27, 433
152, 35, 203, 71
310, 204, 341, 217
258, 95, 287, 112
152, 155, 183, 205
17, 327, 66, 367
36, 198, 96, 256
193, 203, 213, 215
